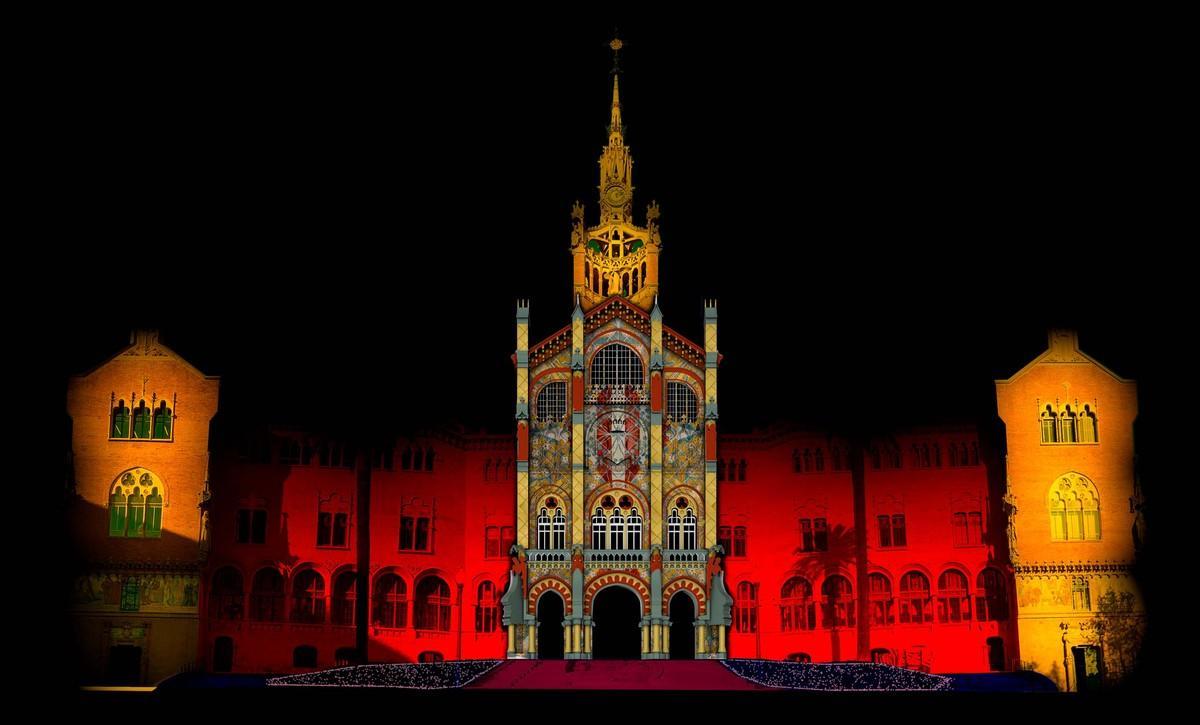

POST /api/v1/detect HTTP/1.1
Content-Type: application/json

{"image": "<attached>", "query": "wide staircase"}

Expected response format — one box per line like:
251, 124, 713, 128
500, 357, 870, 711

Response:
469, 659, 763, 691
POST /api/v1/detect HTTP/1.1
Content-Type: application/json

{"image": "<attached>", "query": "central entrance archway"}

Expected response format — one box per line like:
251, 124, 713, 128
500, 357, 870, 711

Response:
537, 591, 565, 659
669, 591, 696, 659
591, 586, 642, 659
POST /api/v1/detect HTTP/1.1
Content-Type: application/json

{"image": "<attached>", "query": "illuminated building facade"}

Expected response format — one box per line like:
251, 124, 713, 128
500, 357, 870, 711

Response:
63, 48, 1144, 689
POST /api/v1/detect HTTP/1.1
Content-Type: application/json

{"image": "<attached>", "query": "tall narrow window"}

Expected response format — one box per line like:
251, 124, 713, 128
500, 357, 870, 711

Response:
144, 487, 163, 538
536, 382, 568, 423
878, 515, 892, 547
735, 582, 758, 633
892, 514, 907, 547
899, 572, 931, 624
682, 509, 697, 549
415, 518, 431, 551
869, 573, 894, 625
126, 487, 145, 537
109, 486, 127, 537
250, 568, 285, 622
610, 508, 625, 550
476, 581, 499, 633
937, 570, 971, 623
537, 508, 552, 550
717, 526, 731, 556
1060, 406, 1078, 443
592, 508, 607, 549
552, 508, 566, 549
967, 511, 983, 545
821, 576, 854, 628
400, 513, 433, 552
627, 508, 642, 549
667, 509, 681, 550
332, 570, 356, 626
1071, 577, 1091, 611
1040, 405, 1059, 443
151, 400, 172, 439
131, 401, 151, 439
485, 526, 502, 558
813, 519, 828, 552
667, 381, 698, 423
291, 570, 326, 624
373, 574, 407, 628
111, 399, 130, 438
780, 577, 815, 632
1079, 405, 1099, 443
733, 526, 747, 557
415, 577, 452, 632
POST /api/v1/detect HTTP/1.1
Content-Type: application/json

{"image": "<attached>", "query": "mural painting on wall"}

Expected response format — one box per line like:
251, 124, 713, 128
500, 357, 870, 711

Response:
73, 572, 200, 612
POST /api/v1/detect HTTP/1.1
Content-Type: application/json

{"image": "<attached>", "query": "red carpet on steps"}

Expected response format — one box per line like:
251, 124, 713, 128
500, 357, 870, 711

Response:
469, 660, 764, 690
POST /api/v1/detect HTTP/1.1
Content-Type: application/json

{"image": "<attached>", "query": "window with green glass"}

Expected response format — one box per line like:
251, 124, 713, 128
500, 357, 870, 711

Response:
145, 487, 163, 537
120, 578, 140, 612
126, 488, 146, 537
132, 401, 151, 439
109, 488, 128, 536
111, 400, 130, 438
152, 401, 172, 439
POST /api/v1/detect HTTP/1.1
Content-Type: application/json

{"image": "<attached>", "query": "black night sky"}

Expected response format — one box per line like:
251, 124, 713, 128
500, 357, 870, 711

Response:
49, 16, 1174, 442
37, 10, 1187, 700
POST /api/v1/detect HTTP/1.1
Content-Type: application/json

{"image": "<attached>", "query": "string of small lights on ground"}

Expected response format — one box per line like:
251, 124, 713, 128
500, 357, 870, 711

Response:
722, 659, 952, 691
266, 660, 503, 689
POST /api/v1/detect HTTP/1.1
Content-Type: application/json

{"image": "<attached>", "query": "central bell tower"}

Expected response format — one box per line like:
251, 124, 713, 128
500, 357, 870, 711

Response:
503, 36, 732, 662
571, 37, 662, 312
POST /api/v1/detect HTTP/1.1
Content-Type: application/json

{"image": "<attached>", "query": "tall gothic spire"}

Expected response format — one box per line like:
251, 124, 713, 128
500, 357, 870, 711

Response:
599, 35, 632, 222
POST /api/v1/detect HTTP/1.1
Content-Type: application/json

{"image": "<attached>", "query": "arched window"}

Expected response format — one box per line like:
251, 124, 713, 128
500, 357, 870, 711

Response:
110, 399, 130, 438
590, 343, 644, 388
585, 260, 591, 290
593, 267, 600, 293
373, 573, 408, 628
332, 570, 356, 626
682, 508, 697, 549
425, 447, 435, 471
537, 508, 552, 550
412, 447, 424, 471
610, 508, 625, 550
667, 508, 681, 550
152, 400, 172, 439
250, 568, 285, 622
780, 577, 815, 632
210, 567, 244, 621
1050, 474, 1101, 541
898, 572, 930, 624
632, 266, 639, 294
414, 576, 452, 632
126, 486, 145, 537
145, 486, 163, 538
1079, 405, 1099, 442
641, 261, 647, 285
622, 272, 630, 295
476, 581, 499, 633
552, 508, 566, 549
976, 568, 1009, 622
1060, 405, 1078, 443
667, 381, 698, 423
108, 486, 127, 537
821, 576, 854, 628
1042, 405, 1058, 442
293, 645, 317, 668
131, 400, 151, 439
938, 570, 971, 623
291, 570, 326, 623
536, 382, 568, 423
869, 573, 894, 626
627, 507, 642, 549
592, 507, 607, 549
735, 581, 758, 633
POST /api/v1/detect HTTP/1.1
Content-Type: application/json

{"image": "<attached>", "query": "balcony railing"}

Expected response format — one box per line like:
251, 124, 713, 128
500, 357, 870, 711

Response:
583, 385, 648, 405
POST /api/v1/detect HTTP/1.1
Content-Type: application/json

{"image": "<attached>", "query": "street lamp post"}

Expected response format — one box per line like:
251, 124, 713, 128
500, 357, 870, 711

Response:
1059, 621, 1071, 691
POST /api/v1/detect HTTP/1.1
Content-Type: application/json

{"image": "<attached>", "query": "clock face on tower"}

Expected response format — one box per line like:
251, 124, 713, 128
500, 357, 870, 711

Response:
604, 185, 627, 207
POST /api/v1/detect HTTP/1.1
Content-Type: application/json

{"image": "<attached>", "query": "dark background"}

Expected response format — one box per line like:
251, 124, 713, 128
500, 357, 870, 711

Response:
40, 10, 1181, 696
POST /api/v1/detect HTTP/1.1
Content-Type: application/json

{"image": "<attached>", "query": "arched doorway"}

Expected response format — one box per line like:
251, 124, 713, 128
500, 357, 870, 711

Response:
537, 591, 565, 659
669, 592, 696, 660
592, 586, 642, 659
